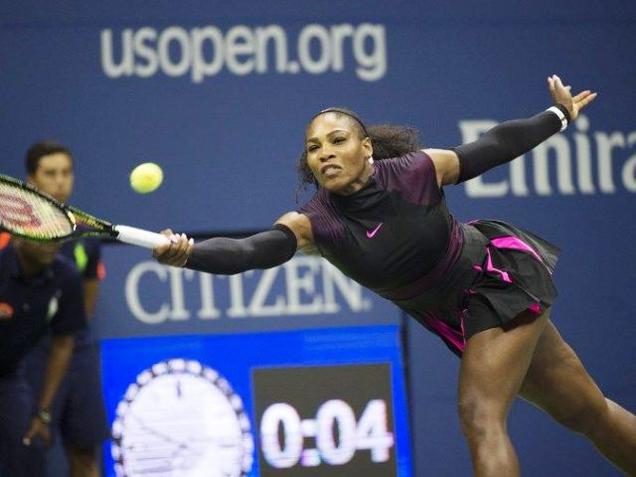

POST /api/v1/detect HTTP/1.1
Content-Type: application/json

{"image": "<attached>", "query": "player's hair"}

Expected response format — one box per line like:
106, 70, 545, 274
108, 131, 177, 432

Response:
297, 108, 422, 188
25, 140, 72, 175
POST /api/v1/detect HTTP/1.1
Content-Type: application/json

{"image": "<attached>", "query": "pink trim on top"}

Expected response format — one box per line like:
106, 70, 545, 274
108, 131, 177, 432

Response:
527, 303, 542, 314
426, 315, 466, 353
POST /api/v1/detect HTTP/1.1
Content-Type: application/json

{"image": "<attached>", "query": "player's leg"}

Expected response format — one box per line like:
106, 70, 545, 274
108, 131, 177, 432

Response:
519, 320, 636, 474
458, 306, 549, 477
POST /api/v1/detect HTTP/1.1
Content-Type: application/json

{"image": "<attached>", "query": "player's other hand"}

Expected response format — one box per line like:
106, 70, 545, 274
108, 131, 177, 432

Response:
152, 229, 194, 267
547, 74, 597, 121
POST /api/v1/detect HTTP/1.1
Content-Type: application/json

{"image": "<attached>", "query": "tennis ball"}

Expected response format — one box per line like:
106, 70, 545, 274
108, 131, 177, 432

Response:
130, 162, 163, 194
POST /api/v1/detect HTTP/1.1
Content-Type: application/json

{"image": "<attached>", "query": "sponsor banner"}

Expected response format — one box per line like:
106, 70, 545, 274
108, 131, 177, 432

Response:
1, 4, 634, 236
461, 115, 636, 197
93, 244, 399, 339
101, 23, 387, 83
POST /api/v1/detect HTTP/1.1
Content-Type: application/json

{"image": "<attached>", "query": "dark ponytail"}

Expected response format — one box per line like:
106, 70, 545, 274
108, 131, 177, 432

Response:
366, 124, 423, 160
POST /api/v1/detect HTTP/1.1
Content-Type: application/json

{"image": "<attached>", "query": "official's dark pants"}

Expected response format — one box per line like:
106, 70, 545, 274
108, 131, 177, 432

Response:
0, 371, 45, 477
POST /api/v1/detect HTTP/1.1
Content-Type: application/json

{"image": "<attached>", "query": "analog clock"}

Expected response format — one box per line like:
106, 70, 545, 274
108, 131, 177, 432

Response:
111, 358, 254, 477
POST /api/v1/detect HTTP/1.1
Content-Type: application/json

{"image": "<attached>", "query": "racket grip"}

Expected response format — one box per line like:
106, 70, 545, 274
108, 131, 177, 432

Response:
114, 225, 170, 249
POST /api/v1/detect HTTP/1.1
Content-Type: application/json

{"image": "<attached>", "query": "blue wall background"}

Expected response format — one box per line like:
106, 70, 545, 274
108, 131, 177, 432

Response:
2, 1, 635, 475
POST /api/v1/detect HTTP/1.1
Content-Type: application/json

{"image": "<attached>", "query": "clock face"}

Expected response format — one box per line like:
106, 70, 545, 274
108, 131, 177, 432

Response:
111, 359, 254, 477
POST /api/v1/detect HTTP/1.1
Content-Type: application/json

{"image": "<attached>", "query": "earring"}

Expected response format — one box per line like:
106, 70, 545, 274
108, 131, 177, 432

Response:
368, 156, 374, 164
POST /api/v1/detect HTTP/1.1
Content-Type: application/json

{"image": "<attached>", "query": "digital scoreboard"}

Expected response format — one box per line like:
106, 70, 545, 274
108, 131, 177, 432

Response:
254, 364, 397, 477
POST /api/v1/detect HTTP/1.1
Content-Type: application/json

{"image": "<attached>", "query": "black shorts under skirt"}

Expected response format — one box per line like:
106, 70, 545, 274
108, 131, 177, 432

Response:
394, 220, 560, 356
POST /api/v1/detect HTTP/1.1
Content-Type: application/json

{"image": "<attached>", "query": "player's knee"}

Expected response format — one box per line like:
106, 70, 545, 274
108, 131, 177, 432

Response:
552, 396, 609, 436
457, 395, 506, 440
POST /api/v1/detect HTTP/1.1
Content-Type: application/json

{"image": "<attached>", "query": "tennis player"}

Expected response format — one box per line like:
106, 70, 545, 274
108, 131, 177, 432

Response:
153, 75, 636, 476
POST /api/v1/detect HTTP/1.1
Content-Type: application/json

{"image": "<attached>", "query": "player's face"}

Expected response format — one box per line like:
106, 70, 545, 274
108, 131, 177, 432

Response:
305, 114, 373, 193
28, 153, 74, 203
13, 238, 62, 267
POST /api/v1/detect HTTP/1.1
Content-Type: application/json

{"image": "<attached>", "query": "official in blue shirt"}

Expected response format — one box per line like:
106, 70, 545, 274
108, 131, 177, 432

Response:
0, 238, 86, 477
20, 140, 110, 477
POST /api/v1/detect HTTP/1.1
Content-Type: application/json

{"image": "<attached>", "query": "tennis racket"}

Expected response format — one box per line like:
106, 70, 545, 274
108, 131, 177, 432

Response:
0, 173, 169, 249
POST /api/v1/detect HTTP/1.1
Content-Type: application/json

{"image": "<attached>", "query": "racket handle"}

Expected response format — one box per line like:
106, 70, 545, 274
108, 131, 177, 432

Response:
114, 225, 170, 249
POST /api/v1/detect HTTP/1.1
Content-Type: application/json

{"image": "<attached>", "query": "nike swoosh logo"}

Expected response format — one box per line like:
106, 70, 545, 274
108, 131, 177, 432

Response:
366, 223, 383, 239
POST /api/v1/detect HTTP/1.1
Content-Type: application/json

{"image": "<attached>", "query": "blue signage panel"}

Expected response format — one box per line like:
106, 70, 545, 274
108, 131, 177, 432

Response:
93, 244, 399, 338
100, 325, 412, 477
2, 2, 635, 475
2, 2, 634, 233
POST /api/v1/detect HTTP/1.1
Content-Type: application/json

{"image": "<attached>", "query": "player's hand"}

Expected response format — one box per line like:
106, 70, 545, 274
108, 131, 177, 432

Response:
22, 417, 52, 448
152, 229, 194, 267
547, 74, 597, 121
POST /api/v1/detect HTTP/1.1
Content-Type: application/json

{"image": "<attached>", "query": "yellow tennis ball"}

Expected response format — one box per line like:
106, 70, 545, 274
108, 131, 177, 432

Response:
130, 162, 163, 194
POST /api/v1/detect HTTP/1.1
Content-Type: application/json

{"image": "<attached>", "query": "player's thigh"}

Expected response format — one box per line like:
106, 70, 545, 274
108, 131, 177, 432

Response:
459, 309, 550, 416
519, 320, 606, 429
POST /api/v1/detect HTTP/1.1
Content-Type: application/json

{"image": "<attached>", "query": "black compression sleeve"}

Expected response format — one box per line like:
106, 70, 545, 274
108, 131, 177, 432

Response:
454, 109, 564, 184
185, 224, 297, 274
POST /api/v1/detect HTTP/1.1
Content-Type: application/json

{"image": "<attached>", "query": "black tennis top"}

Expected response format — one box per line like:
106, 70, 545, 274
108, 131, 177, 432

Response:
299, 151, 464, 300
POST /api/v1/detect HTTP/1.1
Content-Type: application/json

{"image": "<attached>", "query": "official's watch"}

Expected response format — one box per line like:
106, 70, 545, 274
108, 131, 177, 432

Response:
36, 408, 52, 424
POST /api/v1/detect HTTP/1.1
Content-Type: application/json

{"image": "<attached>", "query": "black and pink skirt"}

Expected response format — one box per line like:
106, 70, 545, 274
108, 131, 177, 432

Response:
392, 220, 560, 357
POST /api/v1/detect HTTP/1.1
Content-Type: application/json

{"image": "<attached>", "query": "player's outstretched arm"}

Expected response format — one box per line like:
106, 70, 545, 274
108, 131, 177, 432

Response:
152, 211, 314, 273
426, 74, 597, 187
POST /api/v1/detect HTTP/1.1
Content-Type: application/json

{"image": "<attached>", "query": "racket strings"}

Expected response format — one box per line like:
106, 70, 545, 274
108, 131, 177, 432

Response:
0, 181, 73, 239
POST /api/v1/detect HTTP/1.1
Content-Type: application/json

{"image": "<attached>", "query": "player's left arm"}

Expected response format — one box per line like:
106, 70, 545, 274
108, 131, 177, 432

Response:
425, 148, 461, 187
426, 74, 596, 187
